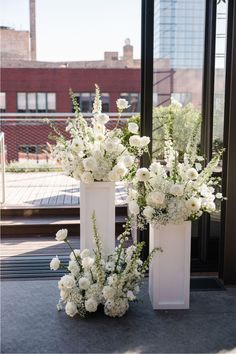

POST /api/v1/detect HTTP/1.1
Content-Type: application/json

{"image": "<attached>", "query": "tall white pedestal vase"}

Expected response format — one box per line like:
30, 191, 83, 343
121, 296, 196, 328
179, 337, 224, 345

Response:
80, 182, 115, 257
149, 221, 191, 310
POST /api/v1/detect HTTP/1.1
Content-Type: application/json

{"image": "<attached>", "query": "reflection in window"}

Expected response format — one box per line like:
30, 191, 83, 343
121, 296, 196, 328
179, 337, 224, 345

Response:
0, 92, 6, 112
73, 93, 110, 113
171, 92, 192, 106
17, 92, 56, 112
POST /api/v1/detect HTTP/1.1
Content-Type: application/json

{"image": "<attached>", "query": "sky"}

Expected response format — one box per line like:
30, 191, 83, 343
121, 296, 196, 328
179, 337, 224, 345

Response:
0, 0, 141, 61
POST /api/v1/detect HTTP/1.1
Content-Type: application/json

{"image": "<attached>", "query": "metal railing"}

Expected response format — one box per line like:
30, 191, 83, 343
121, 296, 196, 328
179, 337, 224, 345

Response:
0, 132, 6, 204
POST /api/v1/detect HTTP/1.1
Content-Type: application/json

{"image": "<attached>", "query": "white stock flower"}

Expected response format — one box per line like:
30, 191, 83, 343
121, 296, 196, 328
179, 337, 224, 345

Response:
50, 256, 60, 271
96, 113, 109, 125
85, 298, 98, 313
65, 302, 78, 317
127, 290, 136, 301
129, 200, 140, 215
170, 184, 184, 197
79, 277, 90, 290
81, 249, 90, 258
186, 168, 199, 180
59, 274, 76, 289
83, 157, 98, 171
186, 197, 201, 212
116, 98, 129, 110
81, 171, 94, 184
136, 168, 150, 182
129, 135, 141, 147
102, 286, 116, 300
70, 249, 80, 260
128, 122, 139, 134
143, 206, 155, 219
55, 229, 68, 241
140, 136, 150, 147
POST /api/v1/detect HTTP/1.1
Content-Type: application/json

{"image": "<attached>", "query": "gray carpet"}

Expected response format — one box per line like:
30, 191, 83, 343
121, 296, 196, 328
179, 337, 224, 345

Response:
1, 279, 236, 354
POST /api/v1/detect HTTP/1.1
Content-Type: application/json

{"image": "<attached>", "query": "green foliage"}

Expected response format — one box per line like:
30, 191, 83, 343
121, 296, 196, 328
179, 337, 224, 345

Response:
6, 160, 61, 173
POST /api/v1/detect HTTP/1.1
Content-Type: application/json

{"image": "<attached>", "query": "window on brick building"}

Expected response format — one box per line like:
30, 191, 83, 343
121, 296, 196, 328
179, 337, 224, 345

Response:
171, 92, 192, 106
73, 93, 110, 113
18, 144, 49, 162
0, 92, 6, 112
120, 93, 140, 112
17, 93, 56, 112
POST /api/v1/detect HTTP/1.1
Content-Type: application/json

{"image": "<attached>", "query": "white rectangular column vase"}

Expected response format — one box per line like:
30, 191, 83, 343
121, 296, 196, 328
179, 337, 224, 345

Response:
80, 182, 115, 257
149, 221, 191, 310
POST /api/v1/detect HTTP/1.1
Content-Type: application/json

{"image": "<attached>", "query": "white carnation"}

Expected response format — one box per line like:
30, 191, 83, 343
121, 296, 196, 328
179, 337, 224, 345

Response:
55, 228, 68, 241
128, 122, 139, 134
65, 301, 78, 317
186, 197, 201, 212
85, 298, 98, 313
129, 200, 140, 215
186, 168, 199, 180
79, 277, 90, 290
116, 98, 129, 110
50, 256, 60, 271
81, 171, 94, 184
136, 168, 150, 182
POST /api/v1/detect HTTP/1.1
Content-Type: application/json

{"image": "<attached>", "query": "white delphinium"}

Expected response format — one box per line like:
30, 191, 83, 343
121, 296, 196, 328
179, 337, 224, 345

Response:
50, 256, 60, 270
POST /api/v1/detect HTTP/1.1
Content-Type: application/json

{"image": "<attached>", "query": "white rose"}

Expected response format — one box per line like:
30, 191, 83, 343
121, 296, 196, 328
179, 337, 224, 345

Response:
82, 257, 95, 269
82, 157, 97, 172
79, 277, 90, 290
96, 113, 109, 125
143, 206, 155, 219
81, 171, 94, 184
136, 168, 150, 182
149, 191, 165, 205
65, 301, 78, 317
116, 98, 129, 110
70, 249, 81, 260
170, 184, 184, 197
127, 290, 136, 301
68, 260, 80, 276
140, 136, 150, 147
122, 154, 135, 167
85, 298, 98, 313
50, 256, 60, 271
59, 274, 76, 289
186, 197, 201, 212
128, 122, 139, 134
55, 228, 68, 241
80, 249, 90, 258
186, 168, 199, 180
150, 162, 160, 173
129, 135, 141, 147
108, 170, 120, 182
129, 200, 140, 215
102, 286, 116, 300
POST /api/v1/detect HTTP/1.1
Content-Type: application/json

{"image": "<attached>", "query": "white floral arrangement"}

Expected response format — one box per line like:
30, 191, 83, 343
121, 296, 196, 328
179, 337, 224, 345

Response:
127, 122, 224, 227
50, 214, 159, 318
50, 85, 150, 183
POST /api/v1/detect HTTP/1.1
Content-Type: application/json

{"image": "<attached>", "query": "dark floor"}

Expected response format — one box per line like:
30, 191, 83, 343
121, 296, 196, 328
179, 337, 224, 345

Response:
1, 279, 236, 354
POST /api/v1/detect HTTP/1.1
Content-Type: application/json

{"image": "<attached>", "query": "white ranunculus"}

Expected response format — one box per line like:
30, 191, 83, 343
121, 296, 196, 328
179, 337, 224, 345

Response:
50, 256, 60, 271
96, 113, 109, 125
143, 206, 155, 219
136, 168, 150, 182
82, 157, 98, 171
186, 168, 199, 180
71, 138, 84, 151
85, 298, 98, 313
129, 200, 140, 215
55, 228, 68, 241
70, 249, 80, 260
79, 277, 90, 290
170, 184, 184, 197
140, 136, 150, 147
80, 249, 90, 258
65, 301, 78, 317
149, 191, 165, 205
116, 98, 129, 110
93, 122, 105, 135
59, 274, 76, 289
127, 290, 136, 301
122, 154, 135, 167
186, 197, 201, 212
68, 260, 80, 276
108, 170, 120, 182
128, 122, 139, 134
102, 286, 116, 300
129, 135, 141, 147
81, 171, 94, 184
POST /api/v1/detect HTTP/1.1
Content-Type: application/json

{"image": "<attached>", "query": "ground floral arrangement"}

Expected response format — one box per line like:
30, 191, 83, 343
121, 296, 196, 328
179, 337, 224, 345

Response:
50, 214, 160, 318
50, 85, 150, 183
128, 117, 225, 227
